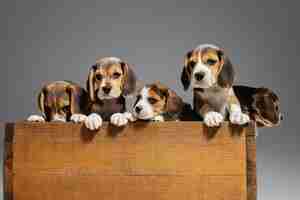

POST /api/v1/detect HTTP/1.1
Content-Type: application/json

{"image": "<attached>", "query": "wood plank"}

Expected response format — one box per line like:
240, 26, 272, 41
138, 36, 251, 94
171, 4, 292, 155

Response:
246, 122, 257, 200
13, 122, 247, 176
3, 123, 14, 200
14, 174, 246, 200
6, 122, 254, 200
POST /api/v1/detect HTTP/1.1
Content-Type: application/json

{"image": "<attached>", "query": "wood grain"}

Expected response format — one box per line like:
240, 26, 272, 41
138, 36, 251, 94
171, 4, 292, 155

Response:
246, 122, 257, 200
4, 122, 256, 200
4, 123, 14, 200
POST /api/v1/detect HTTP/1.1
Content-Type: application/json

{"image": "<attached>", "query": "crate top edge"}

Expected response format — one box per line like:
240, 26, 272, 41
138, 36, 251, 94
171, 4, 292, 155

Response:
2, 121, 256, 137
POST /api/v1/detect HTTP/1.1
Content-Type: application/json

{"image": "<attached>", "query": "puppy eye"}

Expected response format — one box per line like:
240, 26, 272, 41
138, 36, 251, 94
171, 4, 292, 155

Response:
189, 61, 196, 68
113, 72, 121, 79
95, 74, 103, 81
148, 97, 158, 104
206, 59, 217, 65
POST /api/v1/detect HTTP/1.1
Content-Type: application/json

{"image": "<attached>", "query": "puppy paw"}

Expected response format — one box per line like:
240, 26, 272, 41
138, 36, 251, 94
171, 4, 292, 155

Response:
70, 114, 88, 123
84, 113, 103, 130
123, 112, 137, 122
152, 115, 164, 122
27, 115, 45, 122
230, 112, 250, 125
204, 112, 224, 127
111, 113, 129, 127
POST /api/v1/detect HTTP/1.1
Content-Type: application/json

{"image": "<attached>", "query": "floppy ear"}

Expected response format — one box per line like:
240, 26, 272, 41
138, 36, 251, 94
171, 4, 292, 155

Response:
181, 51, 193, 90
217, 50, 235, 88
166, 89, 184, 114
37, 88, 46, 114
86, 65, 97, 101
66, 85, 82, 115
121, 62, 137, 96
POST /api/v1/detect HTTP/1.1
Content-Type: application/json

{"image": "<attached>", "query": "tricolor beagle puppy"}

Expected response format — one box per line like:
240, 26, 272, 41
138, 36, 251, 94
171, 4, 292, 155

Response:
27, 81, 88, 122
233, 85, 282, 127
72, 57, 137, 130
181, 44, 250, 127
132, 82, 185, 122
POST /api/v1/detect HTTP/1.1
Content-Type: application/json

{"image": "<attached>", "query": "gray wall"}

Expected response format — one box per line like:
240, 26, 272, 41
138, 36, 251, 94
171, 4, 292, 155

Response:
1, 0, 299, 199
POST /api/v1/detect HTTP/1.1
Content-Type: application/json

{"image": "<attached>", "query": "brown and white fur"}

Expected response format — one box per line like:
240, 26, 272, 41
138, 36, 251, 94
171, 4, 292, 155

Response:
233, 85, 282, 127
132, 82, 185, 122
181, 44, 249, 127
27, 81, 88, 122
72, 57, 137, 130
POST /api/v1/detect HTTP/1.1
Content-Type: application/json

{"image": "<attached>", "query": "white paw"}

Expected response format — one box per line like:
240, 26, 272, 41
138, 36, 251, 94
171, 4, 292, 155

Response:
204, 112, 224, 127
123, 112, 137, 122
84, 113, 103, 130
27, 115, 45, 122
110, 113, 129, 127
152, 115, 164, 122
230, 112, 250, 125
71, 114, 88, 123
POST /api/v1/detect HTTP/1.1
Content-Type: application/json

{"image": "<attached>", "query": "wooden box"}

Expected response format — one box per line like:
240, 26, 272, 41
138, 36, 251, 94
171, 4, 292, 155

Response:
3, 122, 256, 200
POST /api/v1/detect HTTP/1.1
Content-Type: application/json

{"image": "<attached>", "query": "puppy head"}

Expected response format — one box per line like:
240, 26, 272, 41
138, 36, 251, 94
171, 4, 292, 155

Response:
133, 82, 184, 120
252, 88, 282, 127
38, 81, 83, 122
87, 57, 136, 101
181, 44, 234, 90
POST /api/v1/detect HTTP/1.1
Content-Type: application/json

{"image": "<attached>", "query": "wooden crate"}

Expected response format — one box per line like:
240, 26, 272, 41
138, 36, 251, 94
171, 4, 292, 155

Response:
3, 122, 256, 200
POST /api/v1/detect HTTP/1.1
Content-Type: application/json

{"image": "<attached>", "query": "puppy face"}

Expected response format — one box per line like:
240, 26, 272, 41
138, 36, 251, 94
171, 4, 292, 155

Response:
133, 83, 183, 120
253, 88, 282, 127
181, 44, 234, 90
87, 57, 136, 101
38, 82, 73, 122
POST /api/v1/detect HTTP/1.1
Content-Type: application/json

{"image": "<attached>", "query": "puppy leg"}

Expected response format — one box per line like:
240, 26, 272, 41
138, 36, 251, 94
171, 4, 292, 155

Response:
27, 115, 45, 122
84, 113, 103, 130
229, 104, 250, 125
71, 114, 88, 123
228, 89, 250, 125
110, 112, 136, 127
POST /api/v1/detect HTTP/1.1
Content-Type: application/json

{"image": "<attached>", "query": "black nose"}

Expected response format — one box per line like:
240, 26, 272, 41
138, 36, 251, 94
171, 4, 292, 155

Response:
194, 72, 205, 81
102, 86, 111, 94
135, 106, 142, 114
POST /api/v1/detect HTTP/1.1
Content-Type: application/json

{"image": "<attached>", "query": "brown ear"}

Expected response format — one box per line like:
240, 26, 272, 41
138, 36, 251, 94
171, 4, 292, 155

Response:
66, 85, 82, 115
181, 51, 193, 90
166, 89, 184, 114
217, 50, 235, 88
86, 65, 97, 101
121, 62, 137, 96
37, 88, 46, 114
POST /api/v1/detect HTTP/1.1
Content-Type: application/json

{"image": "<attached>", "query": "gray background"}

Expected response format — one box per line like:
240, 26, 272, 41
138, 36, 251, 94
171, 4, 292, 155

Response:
0, 0, 299, 199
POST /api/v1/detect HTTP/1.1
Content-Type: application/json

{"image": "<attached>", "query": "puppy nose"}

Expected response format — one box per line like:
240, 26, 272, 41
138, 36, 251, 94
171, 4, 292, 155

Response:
194, 72, 205, 81
103, 86, 111, 94
135, 106, 142, 114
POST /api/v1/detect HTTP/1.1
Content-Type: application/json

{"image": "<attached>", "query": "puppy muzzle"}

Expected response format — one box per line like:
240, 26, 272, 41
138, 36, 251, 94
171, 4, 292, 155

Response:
133, 105, 154, 120
97, 90, 120, 99
191, 63, 215, 89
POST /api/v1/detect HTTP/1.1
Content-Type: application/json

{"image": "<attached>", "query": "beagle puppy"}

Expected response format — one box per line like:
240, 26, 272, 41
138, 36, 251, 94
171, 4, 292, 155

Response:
132, 82, 185, 122
27, 81, 88, 122
181, 44, 250, 127
72, 57, 137, 130
233, 85, 282, 127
